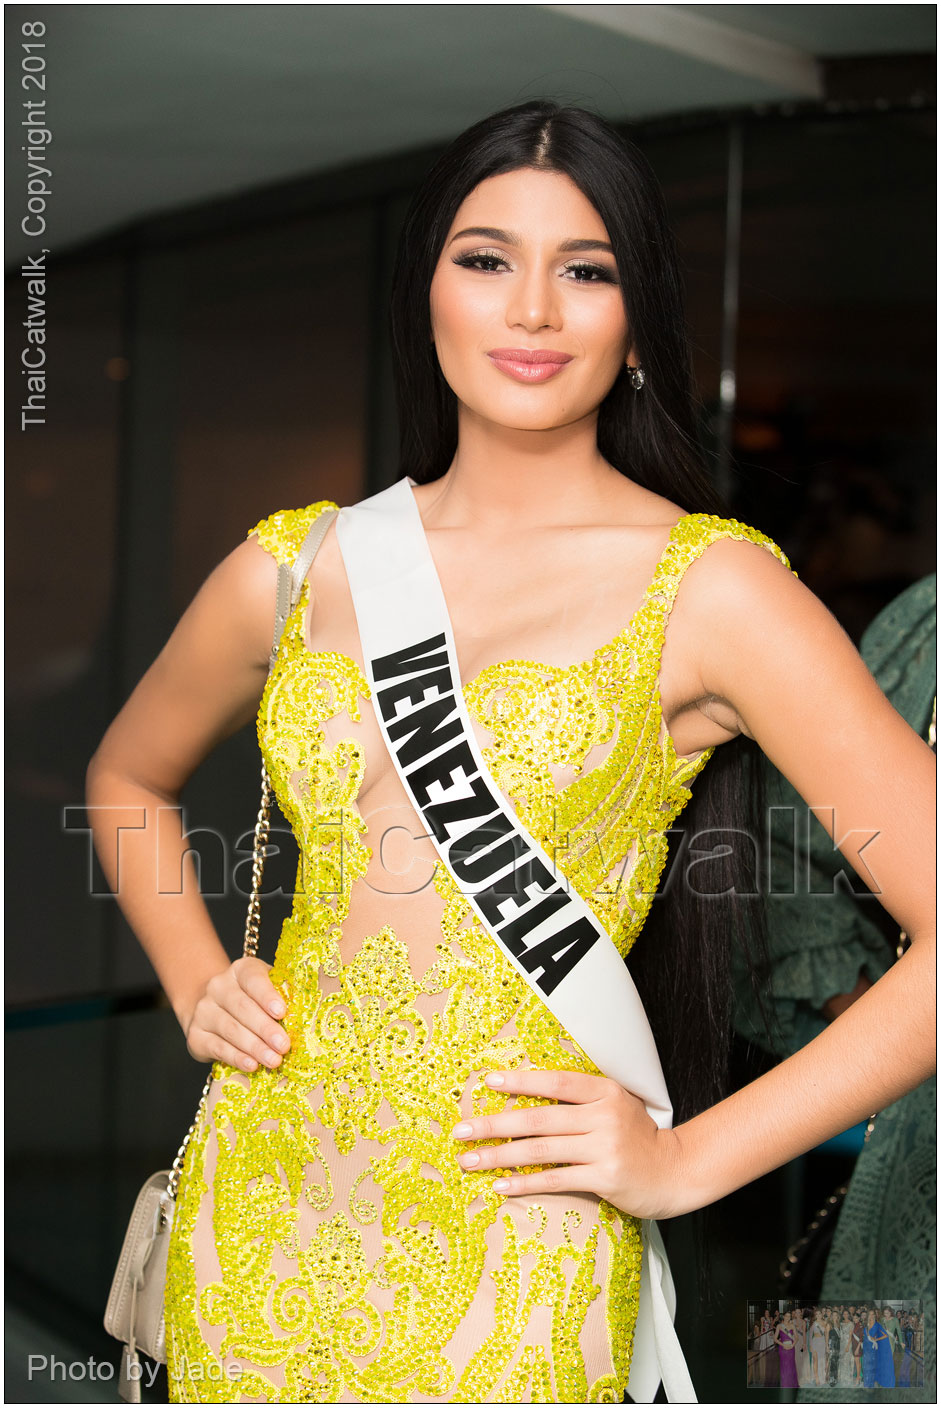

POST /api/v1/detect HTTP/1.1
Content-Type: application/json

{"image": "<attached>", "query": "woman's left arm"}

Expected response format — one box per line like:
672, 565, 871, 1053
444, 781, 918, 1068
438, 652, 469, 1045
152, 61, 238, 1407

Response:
452, 543, 935, 1216
664, 541, 935, 1214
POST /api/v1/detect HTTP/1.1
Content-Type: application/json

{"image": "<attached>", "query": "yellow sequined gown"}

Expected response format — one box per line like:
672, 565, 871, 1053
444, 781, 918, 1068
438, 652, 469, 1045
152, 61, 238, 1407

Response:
164, 500, 792, 1403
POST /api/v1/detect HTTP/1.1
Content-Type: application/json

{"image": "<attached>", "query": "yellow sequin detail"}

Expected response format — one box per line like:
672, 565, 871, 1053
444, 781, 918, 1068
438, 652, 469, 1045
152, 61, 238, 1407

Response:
165, 501, 795, 1402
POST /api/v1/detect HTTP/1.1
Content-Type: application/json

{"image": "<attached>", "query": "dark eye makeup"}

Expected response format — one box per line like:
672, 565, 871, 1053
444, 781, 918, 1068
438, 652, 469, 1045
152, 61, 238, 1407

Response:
451, 249, 618, 285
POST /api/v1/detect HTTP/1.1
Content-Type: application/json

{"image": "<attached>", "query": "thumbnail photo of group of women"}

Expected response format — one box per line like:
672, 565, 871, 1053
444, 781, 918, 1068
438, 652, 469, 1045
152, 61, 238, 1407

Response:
748, 1301, 924, 1390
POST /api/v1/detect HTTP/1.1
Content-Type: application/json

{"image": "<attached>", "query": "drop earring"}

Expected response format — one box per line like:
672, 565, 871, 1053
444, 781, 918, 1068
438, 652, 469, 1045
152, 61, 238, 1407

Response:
626, 364, 645, 391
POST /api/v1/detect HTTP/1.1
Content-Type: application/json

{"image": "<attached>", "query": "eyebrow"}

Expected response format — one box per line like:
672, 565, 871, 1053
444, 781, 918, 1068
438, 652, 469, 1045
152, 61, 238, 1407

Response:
448, 226, 614, 255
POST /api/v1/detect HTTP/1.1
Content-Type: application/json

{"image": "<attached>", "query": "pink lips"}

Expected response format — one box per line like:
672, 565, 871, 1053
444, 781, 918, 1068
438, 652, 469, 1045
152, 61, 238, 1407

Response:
487, 347, 573, 383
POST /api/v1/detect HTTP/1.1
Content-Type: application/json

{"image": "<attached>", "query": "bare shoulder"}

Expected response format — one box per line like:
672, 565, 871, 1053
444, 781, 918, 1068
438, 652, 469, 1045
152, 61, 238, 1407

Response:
211, 532, 283, 668
673, 526, 811, 644
663, 526, 839, 743
685, 531, 905, 755
679, 527, 802, 611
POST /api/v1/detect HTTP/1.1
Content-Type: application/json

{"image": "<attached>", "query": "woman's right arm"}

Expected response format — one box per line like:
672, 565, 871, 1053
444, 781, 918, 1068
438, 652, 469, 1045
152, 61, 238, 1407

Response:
85, 533, 292, 1073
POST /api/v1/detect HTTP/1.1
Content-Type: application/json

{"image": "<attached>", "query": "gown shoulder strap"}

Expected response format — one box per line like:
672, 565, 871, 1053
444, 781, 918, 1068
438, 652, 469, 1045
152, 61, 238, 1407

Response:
645, 511, 798, 619
246, 499, 339, 567
246, 500, 340, 669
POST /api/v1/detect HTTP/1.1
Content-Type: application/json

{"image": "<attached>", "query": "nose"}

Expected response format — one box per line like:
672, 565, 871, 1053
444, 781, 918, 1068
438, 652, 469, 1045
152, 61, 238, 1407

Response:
504, 259, 562, 332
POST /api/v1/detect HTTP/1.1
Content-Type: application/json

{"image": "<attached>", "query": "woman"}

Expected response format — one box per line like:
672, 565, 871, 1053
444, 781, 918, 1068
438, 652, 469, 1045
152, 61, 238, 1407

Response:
827, 1311, 841, 1386
863, 1308, 896, 1388
87, 100, 935, 1404
882, 1304, 904, 1384
900, 1315, 915, 1387
747, 1323, 762, 1385
775, 1312, 798, 1388
809, 1311, 828, 1386
852, 1311, 865, 1384
793, 1307, 809, 1386
837, 1306, 855, 1385
760, 1311, 777, 1387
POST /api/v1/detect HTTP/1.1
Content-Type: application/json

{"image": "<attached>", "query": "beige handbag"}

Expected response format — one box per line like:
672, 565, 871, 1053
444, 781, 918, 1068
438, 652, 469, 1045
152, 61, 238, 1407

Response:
103, 508, 338, 1402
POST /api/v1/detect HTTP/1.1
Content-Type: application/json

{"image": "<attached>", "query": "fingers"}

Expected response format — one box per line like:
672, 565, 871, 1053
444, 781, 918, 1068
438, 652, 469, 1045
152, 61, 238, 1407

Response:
451, 1066, 619, 1146
490, 1165, 597, 1198
187, 957, 291, 1073
452, 1098, 587, 1145
225, 982, 290, 1057
449, 1069, 659, 1210
203, 1035, 266, 1074
449, 1072, 607, 1201
482, 1067, 614, 1105
235, 955, 287, 1018
213, 1008, 287, 1072
188, 1006, 279, 1074
456, 1134, 588, 1172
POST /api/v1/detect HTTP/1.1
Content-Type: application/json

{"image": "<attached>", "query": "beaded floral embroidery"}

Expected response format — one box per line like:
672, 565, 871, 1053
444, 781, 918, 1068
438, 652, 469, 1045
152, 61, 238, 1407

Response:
164, 499, 794, 1403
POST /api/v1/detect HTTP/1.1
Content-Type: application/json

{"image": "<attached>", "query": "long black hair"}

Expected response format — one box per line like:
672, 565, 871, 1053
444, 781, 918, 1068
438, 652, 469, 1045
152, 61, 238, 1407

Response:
388, 99, 775, 1131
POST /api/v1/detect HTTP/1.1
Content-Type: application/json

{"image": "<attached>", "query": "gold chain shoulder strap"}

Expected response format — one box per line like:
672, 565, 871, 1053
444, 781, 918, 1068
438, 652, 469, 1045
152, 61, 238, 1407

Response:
166, 761, 273, 1198
166, 508, 338, 1200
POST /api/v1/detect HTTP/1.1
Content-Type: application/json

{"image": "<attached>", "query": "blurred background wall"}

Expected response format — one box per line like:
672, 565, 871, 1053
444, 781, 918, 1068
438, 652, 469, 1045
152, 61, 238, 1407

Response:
4, 5, 935, 1401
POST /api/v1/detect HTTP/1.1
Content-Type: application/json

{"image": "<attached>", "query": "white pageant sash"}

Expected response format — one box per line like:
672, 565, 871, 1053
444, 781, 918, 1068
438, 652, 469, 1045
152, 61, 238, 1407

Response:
333, 477, 697, 1404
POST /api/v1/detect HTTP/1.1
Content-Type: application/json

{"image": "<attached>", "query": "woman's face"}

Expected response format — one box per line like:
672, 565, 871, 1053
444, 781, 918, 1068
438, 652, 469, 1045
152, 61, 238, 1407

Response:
429, 167, 633, 434
868, 1310, 876, 1326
